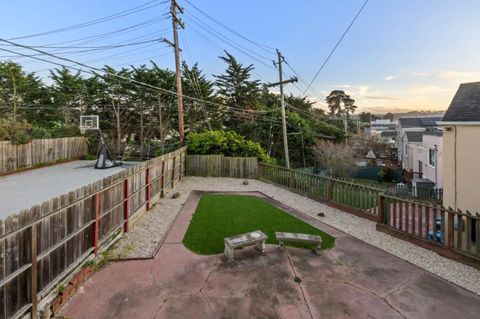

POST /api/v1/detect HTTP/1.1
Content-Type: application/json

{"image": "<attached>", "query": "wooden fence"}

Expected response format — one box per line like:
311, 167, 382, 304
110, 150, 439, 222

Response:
259, 162, 480, 264
0, 146, 186, 319
377, 194, 480, 262
0, 137, 88, 174
259, 163, 380, 220
186, 155, 258, 179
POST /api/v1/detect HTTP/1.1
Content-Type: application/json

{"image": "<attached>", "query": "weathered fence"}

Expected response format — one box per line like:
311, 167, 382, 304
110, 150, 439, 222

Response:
259, 162, 480, 264
186, 155, 258, 179
0, 137, 88, 174
377, 194, 480, 262
259, 163, 380, 220
0, 146, 186, 319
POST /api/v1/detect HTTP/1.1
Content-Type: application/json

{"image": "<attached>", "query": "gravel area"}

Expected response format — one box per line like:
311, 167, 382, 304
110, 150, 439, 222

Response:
109, 187, 188, 259
110, 176, 480, 295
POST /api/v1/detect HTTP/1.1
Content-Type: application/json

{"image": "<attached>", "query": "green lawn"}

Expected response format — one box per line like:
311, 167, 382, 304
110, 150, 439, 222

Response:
183, 194, 335, 255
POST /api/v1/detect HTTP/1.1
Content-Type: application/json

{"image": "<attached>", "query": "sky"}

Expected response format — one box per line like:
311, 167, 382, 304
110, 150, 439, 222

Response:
1, 0, 480, 114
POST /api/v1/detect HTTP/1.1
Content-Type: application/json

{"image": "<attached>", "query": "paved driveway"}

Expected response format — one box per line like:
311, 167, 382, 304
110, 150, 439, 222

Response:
60, 192, 480, 319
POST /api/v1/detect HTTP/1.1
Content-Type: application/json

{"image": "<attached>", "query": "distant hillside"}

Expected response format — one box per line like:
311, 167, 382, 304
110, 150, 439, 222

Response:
391, 111, 445, 120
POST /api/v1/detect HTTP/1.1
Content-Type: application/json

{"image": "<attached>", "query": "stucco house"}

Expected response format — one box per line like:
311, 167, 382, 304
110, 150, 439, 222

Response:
396, 117, 442, 169
406, 130, 443, 188
440, 82, 480, 212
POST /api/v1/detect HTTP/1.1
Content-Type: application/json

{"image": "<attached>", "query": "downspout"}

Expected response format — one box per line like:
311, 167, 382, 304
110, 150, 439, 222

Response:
454, 126, 457, 210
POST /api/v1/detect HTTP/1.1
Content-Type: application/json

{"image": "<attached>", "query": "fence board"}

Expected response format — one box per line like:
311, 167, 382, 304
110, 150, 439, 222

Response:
0, 147, 186, 319
0, 137, 88, 174
186, 155, 258, 179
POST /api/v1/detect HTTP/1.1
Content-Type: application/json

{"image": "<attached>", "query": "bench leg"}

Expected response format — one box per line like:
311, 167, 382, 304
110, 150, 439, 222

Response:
279, 240, 285, 251
314, 243, 322, 255
256, 240, 266, 254
224, 245, 234, 262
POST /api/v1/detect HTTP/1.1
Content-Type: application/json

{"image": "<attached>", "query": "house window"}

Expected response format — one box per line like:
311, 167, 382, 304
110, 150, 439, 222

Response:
429, 148, 436, 167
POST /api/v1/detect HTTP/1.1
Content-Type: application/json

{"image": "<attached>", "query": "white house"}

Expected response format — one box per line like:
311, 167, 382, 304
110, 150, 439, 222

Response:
407, 131, 443, 188
396, 117, 442, 168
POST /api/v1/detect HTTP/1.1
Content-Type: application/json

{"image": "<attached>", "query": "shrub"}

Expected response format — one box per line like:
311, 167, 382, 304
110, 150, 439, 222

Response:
0, 119, 32, 144
313, 141, 356, 178
378, 168, 396, 183
187, 130, 274, 163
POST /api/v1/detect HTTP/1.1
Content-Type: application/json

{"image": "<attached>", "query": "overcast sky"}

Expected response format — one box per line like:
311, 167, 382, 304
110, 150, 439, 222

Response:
1, 0, 480, 113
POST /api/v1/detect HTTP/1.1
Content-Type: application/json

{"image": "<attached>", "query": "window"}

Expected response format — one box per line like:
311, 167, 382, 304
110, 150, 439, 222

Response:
429, 148, 436, 166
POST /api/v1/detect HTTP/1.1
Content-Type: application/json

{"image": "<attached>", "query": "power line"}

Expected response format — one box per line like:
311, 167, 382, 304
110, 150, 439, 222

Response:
183, 0, 275, 54
8, 0, 165, 40
303, 0, 369, 95
185, 13, 276, 71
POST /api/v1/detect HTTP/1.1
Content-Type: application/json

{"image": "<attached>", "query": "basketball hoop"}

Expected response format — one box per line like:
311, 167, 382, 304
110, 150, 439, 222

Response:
78, 115, 120, 169
80, 115, 99, 134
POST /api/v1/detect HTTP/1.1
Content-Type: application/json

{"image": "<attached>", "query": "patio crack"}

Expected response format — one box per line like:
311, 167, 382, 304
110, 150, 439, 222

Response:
153, 261, 219, 317
341, 280, 407, 319
285, 250, 314, 319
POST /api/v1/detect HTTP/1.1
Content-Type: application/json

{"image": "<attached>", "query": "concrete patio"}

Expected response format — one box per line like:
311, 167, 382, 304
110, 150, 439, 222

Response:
59, 191, 480, 319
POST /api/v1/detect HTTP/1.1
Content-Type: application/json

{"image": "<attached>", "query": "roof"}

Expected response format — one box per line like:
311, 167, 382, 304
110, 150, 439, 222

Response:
443, 82, 480, 121
423, 129, 443, 137
398, 117, 442, 128
380, 130, 397, 138
365, 150, 376, 159
405, 131, 423, 142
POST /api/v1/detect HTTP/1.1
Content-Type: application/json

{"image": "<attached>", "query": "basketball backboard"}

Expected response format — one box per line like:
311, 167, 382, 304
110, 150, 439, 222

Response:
80, 115, 99, 133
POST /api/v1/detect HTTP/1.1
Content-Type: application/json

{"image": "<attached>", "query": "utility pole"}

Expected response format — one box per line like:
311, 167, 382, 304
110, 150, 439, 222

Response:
266, 49, 298, 169
158, 95, 165, 153
12, 73, 17, 121
168, 0, 185, 145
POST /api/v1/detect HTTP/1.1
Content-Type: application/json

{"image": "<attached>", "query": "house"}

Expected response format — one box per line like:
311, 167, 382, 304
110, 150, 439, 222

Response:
440, 81, 480, 212
396, 116, 442, 168
405, 130, 443, 188
365, 119, 397, 137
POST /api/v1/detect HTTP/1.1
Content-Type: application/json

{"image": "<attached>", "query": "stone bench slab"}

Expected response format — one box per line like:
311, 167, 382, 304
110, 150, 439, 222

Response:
275, 232, 322, 254
224, 230, 267, 262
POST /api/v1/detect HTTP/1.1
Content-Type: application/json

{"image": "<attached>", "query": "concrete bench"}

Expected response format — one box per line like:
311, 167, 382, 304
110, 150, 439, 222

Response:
224, 230, 268, 262
275, 232, 322, 254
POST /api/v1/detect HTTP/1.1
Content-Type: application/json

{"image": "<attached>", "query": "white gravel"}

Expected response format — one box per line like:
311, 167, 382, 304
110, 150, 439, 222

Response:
110, 176, 480, 295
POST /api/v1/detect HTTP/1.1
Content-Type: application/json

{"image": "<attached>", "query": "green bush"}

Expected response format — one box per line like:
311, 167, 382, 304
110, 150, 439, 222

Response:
0, 119, 32, 144
378, 168, 396, 183
187, 130, 274, 163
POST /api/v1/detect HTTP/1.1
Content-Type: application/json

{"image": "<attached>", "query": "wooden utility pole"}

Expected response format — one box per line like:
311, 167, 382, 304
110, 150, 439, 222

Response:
170, 0, 185, 145
266, 50, 298, 169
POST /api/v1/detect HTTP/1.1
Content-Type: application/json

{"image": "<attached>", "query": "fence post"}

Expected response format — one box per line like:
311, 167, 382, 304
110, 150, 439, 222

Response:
179, 152, 183, 181
123, 178, 129, 232
145, 167, 151, 210
448, 211, 454, 248
289, 169, 296, 189
30, 225, 38, 319
171, 156, 176, 188
377, 193, 385, 224
327, 179, 334, 202
161, 159, 165, 191
93, 193, 100, 256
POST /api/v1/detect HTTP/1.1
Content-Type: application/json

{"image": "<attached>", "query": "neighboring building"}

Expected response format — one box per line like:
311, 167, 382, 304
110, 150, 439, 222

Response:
365, 119, 397, 136
406, 130, 443, 188
396, 116, 442, 168
402, 131, 423, 170
440, 82, 480, 212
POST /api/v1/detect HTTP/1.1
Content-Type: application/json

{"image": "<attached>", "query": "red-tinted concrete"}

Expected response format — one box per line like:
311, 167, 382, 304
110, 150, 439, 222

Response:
60, 191, 480, 319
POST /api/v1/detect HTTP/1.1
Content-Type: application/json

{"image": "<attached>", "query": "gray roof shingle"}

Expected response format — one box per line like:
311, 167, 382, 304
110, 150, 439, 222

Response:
398, 117, 442, 128
405, 131, 423, 142
443, 82, 480, 122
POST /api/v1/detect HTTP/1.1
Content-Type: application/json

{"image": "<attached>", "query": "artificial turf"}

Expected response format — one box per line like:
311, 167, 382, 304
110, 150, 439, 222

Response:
182, 194, 335, 255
